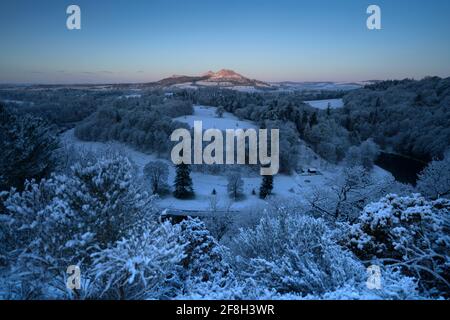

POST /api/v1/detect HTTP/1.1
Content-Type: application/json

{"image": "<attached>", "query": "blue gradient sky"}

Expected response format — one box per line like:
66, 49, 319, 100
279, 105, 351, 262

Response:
1, 0, 449, 84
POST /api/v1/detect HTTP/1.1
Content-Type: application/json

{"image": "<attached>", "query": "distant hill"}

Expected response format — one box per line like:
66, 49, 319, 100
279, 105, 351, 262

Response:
144, 69, 272, 90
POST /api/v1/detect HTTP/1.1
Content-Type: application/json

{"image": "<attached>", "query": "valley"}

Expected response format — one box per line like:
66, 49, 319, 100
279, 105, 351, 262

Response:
61, 104, 393, 216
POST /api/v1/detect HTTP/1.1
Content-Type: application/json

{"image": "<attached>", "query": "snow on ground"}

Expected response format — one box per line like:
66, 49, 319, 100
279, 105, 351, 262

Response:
232, 86, 261, 93
305, 99, 344, 110
61, 130, 161, 168
122, 94, 142, 99
171, 82, 199, 90
169, 83, 268, 92
158, 171, 329, 212
196, 81, 232, 87
62, 105, 392, 214
61, 129, 329, 213
174, 105, 257, 131
1, 99, 33, 106
271, 82, 364, 92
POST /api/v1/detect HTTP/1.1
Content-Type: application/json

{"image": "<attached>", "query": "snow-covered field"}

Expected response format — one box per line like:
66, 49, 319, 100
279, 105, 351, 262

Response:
305, 99, 344, 110
271, 82, 364, 92
1, 99, 33, 106
171, 82, 199, 90
231, 86, 262, 93
62, 105, 392, 214
175, 105, 257, 131
61, 129, 329, 213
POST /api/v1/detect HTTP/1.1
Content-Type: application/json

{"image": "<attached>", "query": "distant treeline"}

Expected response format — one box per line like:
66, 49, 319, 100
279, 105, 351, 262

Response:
0, 88, 124, 130
340, 77, 450, 161
75, 98, 193, 155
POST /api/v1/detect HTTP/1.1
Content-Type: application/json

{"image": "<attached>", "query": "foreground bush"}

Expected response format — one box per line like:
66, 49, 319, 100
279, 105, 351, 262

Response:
349, 194, 450, 297
230, 207, 364, 296
0, 155, 181, 299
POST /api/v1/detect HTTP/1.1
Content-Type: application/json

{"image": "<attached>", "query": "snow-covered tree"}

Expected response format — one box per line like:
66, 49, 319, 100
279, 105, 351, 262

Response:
417, 153, 450, 200
0, 177, 94, 299
227, 171, 244, 200
348, 194, 450, 296
178, 218, 231, 285
144, 160, 169, 195
344, 139, 380, 171
69, 155, 155, 246
305, 118, 350, 163
0, 105, 58, 191
359, 139, 381, 170
264, 120, 300, 174
215, 106, 225, 118
308, 166, 378, 222
0, 154, 157, 298
173, 163, 194, 199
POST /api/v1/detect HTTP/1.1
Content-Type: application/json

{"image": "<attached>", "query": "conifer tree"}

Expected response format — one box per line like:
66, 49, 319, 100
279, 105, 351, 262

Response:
309, 112, 318, 127
259, 175, 273, 199
0, 104, 58, 191
173, 163, 194, 199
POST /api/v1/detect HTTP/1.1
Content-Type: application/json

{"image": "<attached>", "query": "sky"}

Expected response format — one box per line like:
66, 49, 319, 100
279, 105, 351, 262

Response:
0, 0, 449, 84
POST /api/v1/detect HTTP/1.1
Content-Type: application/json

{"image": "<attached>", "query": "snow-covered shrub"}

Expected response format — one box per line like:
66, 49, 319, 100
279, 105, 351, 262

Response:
178, 218, 232, 288
90, 221, 185, 300
349, 194, 450, 296
231, 207, 364, 296
311, 267, 426, 300
180, 262, 427, 300
0, 154, 156, 298
204, 212, 235, 242
1, 177, 96, 298
178, 278, 278, 300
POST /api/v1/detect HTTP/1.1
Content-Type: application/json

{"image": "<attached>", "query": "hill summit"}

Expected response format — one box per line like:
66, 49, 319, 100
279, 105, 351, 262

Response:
152, 69, 271, 89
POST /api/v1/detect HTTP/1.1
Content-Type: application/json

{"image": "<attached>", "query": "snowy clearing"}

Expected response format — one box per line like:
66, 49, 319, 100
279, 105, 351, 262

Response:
174, 105, 258, 131
305, 99, 344, 110
61, 129, 335, 214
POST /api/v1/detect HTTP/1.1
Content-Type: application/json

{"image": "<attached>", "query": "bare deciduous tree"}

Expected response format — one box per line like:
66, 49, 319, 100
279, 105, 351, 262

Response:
144, 161, 169, 195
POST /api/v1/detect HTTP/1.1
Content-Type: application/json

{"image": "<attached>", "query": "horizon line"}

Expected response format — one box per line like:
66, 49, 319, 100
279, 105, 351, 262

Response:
1, 75, 447, 87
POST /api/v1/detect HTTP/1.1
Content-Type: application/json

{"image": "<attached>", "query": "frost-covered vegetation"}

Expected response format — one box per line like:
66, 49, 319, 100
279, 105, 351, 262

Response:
0, 88, 120, 130
1, 158, 443, 299
75, 98, 193, 156
0, 77, 449, 300
0, 105, 59, 191
341, 77, 450, 161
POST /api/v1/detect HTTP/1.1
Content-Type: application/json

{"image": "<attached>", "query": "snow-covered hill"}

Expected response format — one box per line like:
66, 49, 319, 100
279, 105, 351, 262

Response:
147, 69, 272, 90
